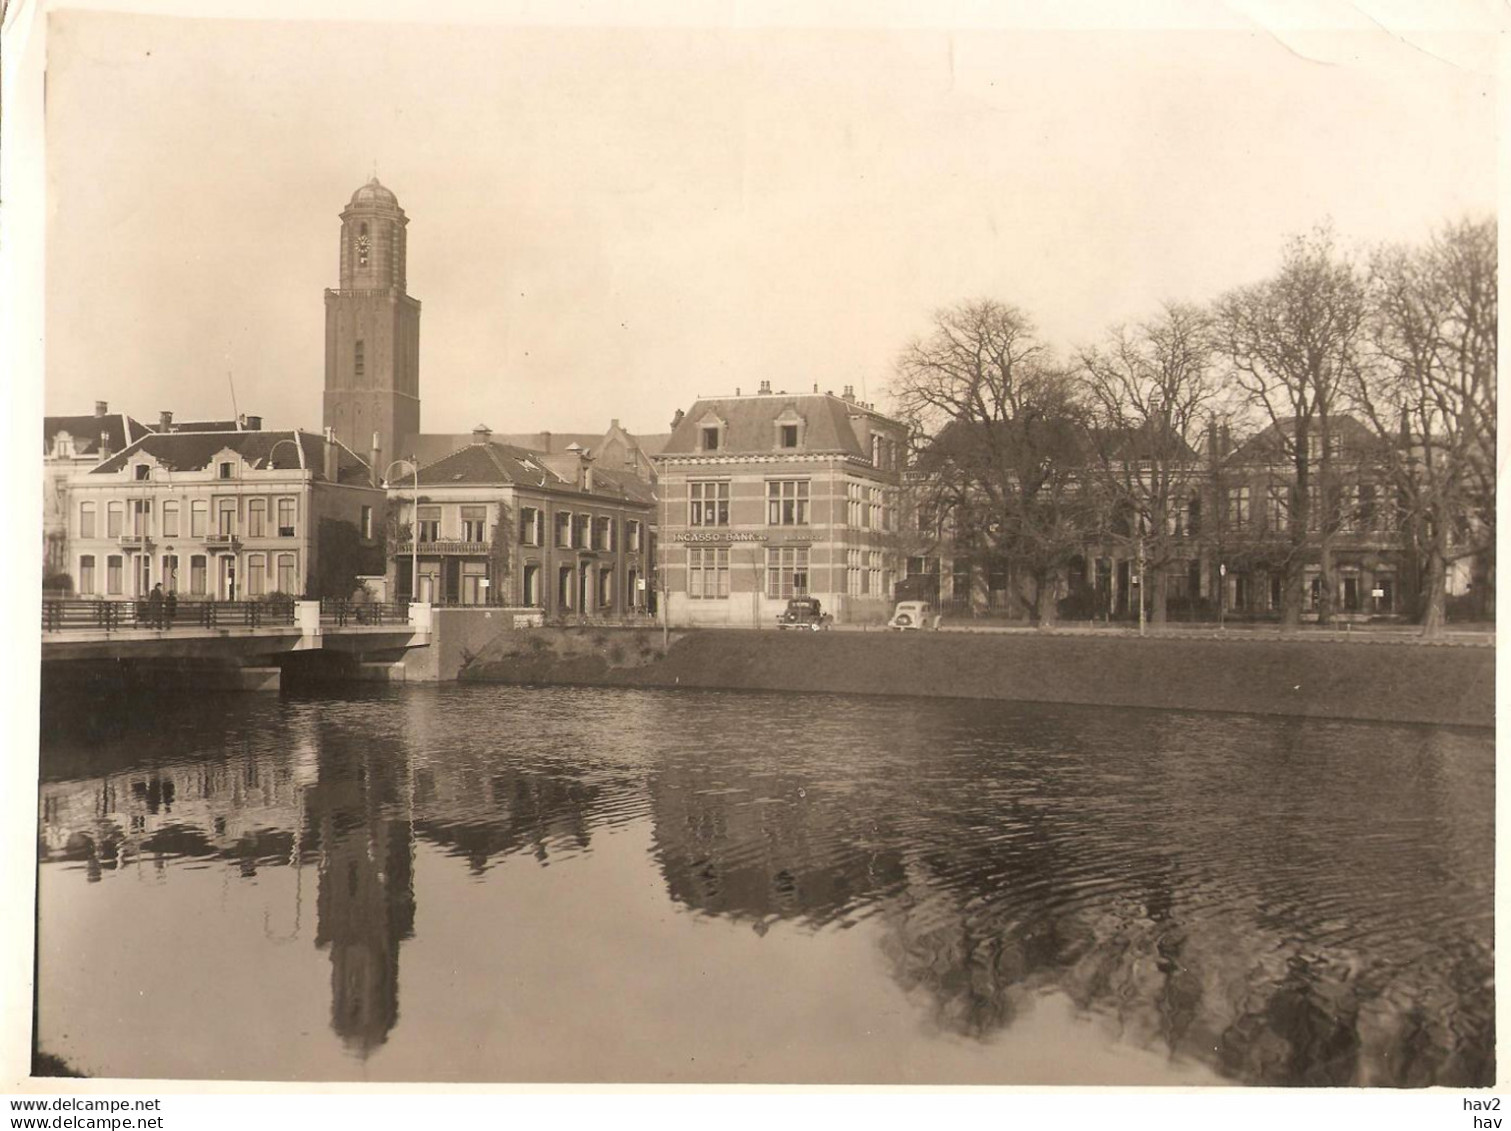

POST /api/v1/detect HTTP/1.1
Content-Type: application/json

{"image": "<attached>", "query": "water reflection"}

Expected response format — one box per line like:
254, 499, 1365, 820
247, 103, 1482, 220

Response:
36, 685, 1493, 1085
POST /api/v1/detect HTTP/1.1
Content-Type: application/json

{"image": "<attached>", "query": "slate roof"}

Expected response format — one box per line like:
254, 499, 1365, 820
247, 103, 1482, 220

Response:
44, 413, 149, 457
413, 441, 654, 506
659, 394, 893, 457
90, 429, 375, 485
1225, 415, 1386, 465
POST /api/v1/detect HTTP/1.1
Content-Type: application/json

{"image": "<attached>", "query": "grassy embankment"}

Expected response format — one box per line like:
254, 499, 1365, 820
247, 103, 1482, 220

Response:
461, 627, 1493, 727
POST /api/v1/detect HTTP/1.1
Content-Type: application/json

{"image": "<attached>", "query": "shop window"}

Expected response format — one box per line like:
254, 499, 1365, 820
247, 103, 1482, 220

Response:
688, 548, 729, 599
765, 547, 808, 598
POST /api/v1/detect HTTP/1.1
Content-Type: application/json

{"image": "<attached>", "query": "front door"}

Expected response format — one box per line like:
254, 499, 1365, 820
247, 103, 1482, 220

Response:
219, 556, 237, 600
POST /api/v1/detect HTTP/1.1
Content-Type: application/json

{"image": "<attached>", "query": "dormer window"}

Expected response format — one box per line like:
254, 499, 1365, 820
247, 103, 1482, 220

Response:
780, 424, 798, 449
702, 426, 720, 451
773, 406, 805, 451
134, 464, 151, 481
218, 461, 234, 480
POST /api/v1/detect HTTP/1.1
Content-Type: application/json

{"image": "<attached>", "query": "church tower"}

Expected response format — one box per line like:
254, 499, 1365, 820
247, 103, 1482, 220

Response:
323, 177, 420, 470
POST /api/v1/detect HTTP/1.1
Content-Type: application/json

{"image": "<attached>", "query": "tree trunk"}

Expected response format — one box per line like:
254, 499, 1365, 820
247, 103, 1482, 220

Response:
1316, 537, 1335, 626
1151, 567, 1168, 625
1035, 568, 1059, 627
1421, 525, 1448, 638
1282, 564, 1304, 629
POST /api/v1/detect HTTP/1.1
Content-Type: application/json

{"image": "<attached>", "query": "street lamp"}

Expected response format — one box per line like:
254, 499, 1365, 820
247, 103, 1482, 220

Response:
383, 458, 420, 601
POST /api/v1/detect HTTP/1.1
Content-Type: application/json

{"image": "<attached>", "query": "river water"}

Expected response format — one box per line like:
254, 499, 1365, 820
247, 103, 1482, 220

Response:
35, 684, 1493, 1086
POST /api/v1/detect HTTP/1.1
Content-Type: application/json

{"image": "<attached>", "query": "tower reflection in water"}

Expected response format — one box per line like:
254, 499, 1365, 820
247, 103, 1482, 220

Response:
36, 690, 1493, 1086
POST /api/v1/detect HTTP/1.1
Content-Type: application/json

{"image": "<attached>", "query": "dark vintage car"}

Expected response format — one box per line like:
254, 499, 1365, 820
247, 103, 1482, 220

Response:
776, 596, 833, 630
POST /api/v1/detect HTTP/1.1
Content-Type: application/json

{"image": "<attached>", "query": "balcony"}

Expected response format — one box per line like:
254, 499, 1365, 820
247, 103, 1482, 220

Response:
205, 533, 242, 549
397, 540, 491, 556
117, 534, 154, 549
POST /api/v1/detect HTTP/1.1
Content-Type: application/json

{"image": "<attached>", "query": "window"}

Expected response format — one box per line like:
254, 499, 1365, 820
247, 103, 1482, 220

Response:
162, 555, 178, 593
689, 482, 730, 527
780, 424, 798, 449
1227, 486, 1250, 530
355, 339, 365, 378
1265, 486, 1289, 532
847, 548, 862, 595
106, 503, 123, 538
360, 505, 373, 540
869, 550, 883, 596
277, 497, 297, 537
555, 511, 573, 548
558, 565, 575, 609
162, 501, 179, 538
190, 500, 207, 537
106, 555, 123, 595
134, 464, 150, 481
1338, 485, 1360, 533
79, 556, 95, 595
217, 499, 237, 536
688, 548, 729, 599
276, 553, 297, 595
190, 555, 207, 596
461, 506, 487, 542
79, 502, 96, 539
869, 486, 882, 530
1359, 483, 1377, 530
523, 564, 541, 607
573, 514, 591, 549
626, 520, 642, 551
1306, 484, 1323, 532
767, 480, 809, 525
701, 426, 720, 452
765, 547, 809, 598
598, 567, 615, 608
520, 507, 544, 547
416, 506, 441, 543
248, 499, 267, 538
218, 461, 233, 480
130, 500, 151, 536
595, 516, 614, 551
848, 482, 863, 527
247, 554, 266, 597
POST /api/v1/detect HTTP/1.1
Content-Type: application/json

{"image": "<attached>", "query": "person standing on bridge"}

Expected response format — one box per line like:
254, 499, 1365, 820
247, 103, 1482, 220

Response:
147, 583, 164, 630
164, 588, 177, 628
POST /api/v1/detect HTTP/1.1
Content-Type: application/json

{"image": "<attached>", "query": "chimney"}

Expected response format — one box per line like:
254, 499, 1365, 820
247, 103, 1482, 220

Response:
759, 380, 771, 394
159, 410, 174, 432
671, 408, 685, 430
735, 387, 741, 396
540, 430, 552, 452
813, 383, 818, 393
323, 427, 339, 481
370, 430, 383, 488
842, 385, 855, 401
94, 401, 108, 418
244, 415, 262, 431
472, 423, 492, 445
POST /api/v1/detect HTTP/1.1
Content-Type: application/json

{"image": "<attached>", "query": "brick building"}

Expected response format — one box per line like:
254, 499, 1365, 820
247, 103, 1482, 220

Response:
653, 385, 908, 627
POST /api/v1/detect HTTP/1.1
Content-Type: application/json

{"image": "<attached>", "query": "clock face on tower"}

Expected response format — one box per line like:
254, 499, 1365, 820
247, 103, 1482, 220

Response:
357, 233, 370, 267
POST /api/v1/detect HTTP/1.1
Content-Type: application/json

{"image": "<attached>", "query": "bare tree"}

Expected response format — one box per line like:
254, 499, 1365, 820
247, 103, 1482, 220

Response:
1213, 227, 1367, 627
892, 300, 1092, 624
1078, 302, 1228, 624
1357, 217, 1496, 634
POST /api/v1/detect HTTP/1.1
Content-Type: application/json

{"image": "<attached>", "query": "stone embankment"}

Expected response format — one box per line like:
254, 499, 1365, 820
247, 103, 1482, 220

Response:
458, 625, 1493, 728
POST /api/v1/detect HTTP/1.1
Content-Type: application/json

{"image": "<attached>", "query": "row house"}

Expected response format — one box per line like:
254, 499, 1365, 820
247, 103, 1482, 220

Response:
43, 401, 150, 586
389, 426, 654, 614
899, 413, 1420, 623
69, 428, 384, 601
653, 385, 908, 628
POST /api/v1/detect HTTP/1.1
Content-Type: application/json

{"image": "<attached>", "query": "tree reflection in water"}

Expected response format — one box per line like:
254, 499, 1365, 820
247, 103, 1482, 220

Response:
37, 685, 1493, 1085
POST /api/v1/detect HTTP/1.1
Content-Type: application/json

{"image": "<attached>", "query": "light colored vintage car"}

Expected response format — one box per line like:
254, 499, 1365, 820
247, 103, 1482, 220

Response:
887, 600, 937, 631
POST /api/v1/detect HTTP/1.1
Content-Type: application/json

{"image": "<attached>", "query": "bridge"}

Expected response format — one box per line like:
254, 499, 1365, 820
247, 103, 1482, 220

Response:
41, 598, 433, 687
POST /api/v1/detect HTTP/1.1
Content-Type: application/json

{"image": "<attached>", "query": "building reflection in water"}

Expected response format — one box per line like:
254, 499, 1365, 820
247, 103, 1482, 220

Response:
36, 691, 1493, 1087
645, 709, 1492, 1088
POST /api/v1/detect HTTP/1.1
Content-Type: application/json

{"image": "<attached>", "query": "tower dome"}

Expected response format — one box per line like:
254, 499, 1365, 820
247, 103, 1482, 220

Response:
348, 176, 400, 209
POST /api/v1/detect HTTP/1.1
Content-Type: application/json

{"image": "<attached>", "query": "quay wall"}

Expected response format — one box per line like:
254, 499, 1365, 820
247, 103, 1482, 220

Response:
455, 623, 1494, 728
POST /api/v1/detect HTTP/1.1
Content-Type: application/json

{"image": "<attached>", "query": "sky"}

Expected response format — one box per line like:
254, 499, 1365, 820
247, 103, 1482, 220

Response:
32, 2, 1498, 437
29, 3, 1502, 441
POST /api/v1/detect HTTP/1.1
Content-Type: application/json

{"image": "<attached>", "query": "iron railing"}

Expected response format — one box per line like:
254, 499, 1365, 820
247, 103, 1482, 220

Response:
318, 598, 411, 626
41, 598, 297, 633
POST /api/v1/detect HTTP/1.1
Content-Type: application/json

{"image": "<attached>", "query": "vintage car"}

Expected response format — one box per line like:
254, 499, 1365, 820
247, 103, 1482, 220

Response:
887, 600, 937, 631
776, 596, 833, 630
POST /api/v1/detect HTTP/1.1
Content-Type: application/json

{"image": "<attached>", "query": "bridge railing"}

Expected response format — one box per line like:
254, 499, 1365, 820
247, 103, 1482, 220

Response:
41, 598, 298, 633
318, 597, 412, 627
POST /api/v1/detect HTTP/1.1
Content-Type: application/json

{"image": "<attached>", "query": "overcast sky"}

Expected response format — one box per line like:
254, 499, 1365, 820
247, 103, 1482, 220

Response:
35, 2, 1499, 439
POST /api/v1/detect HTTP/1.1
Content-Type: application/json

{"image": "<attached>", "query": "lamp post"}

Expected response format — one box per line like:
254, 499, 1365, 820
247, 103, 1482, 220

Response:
383, 458, 420, 601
